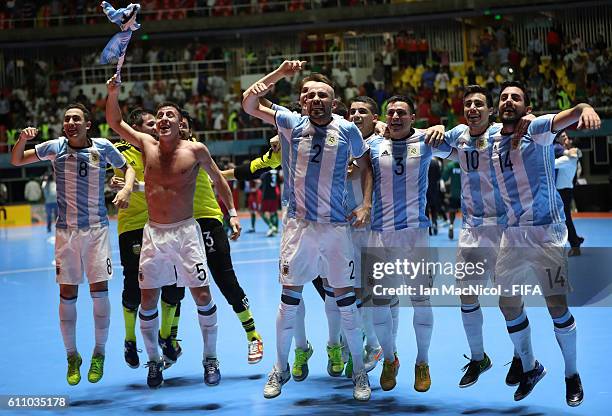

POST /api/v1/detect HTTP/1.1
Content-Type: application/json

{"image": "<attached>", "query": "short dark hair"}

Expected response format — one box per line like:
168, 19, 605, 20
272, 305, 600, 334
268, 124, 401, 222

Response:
333, 100, 348, 118
180, 110, 195, 130
156, 101, 183, 118
387, 95, 415, 114
128, 108, 153, 127
463, 85, 493, 108
286, 101, 302, 113
351, 96, 379, 115
65, 103, 90, 122
300, 73, 334, 90
500, 81, 530, 106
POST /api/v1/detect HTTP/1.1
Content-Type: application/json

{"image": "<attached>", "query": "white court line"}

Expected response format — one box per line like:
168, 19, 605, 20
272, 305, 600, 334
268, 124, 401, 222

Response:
0, 258, 279, 276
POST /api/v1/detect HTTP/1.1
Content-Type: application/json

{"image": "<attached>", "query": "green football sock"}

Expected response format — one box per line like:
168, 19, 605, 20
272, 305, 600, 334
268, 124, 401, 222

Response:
123, 306, 137, 342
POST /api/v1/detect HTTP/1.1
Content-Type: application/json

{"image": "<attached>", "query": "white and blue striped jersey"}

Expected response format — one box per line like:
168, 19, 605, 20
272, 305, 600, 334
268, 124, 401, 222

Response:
346, 135, 379, 230
370, 130, 451, 232
444, 124, 507, 228
490, 114, 564, 226
276, 111, 368, 223
35, 137, 126, 229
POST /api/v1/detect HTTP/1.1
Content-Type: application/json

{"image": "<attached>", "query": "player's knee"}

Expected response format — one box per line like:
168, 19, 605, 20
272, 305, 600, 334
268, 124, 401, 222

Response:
372, 297, 391, 307
161, 285, 185, 306
410, 295, 430, 305
545, 295, 568, 318
89, 281, 108, 293
140, 288, 160, 310
191, 286, 212, 307
280, 288, 302, 307
499, 296, 523, 320
122, 288, 140, 311
460, 294, 479, 306
59, 284, 78, 299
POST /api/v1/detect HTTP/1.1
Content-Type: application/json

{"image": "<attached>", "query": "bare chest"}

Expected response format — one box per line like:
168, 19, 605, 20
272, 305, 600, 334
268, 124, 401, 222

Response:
143, 146, 199, 186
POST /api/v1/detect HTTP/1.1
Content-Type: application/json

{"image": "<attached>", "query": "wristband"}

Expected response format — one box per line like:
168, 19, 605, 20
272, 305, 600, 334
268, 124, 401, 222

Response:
228, 208, 238, 217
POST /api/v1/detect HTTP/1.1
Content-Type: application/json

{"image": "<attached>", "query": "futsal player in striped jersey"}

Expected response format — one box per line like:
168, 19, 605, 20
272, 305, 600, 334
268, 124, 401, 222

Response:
367, 96, 448, 393
242, 66, 345, 382
345, 96, 386, 377
244, 76, 374, 401
439, 85, 507, 388
11, 103, 136, 386
491, 81, 600, 405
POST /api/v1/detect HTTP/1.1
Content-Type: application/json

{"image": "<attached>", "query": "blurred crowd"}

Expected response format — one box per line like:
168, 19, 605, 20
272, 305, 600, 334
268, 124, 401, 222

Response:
0, 0, 387, 28
1, 22, 609, 148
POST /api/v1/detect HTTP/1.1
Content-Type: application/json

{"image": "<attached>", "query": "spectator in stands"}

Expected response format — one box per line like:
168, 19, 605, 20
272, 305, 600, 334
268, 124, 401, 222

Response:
382, 38, 394, 85
547, 24, 563, 61
435, 66, 450, 99
417, 34, 429, 66
362, 75, 375, 98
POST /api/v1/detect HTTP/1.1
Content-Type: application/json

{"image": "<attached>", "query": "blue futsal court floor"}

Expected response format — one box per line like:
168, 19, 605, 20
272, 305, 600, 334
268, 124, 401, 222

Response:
1, 217, 611, 415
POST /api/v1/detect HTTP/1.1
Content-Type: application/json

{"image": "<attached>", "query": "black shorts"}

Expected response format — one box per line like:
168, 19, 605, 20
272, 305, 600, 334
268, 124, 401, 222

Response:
449, 196, 461, 210
119, 228, 144, 279
196, 217, 248, 312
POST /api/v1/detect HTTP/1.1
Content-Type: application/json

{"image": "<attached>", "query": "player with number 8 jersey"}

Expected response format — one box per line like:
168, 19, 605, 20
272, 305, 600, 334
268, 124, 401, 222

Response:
11, 103, 136, 386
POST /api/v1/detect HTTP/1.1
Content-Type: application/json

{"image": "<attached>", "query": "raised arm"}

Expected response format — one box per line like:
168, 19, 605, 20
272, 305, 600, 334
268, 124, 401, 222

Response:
106, 75, 153, 148
242, 82, 277, 126
11, 127, 40, 166
195, 143, 242, 240
242, 60, 306, 105
552, 103, 601, 132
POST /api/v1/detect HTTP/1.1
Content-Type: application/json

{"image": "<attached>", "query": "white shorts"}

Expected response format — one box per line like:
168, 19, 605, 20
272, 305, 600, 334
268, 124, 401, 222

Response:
55, 226, 112, 285
496, 223, 570, 297
280, 218, 355, 289
369, 228, 431, 298
456, 226, 504, 287
139, 218, 210, 289
351, 229, 372, 289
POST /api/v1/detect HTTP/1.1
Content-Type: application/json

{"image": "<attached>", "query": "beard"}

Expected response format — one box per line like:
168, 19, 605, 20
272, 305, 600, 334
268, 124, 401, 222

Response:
500, 108, 524, 124
309, 106, 331, 122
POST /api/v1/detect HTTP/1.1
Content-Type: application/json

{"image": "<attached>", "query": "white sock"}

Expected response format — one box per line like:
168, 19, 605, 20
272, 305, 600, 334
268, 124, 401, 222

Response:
294, 300, 308, 350
275, 288, 301, 371
412, 297, 433, 364
391, 296, 400, 353
506, 309, 535, 372
324, 285, 341, 346
139, 307, 160, 361
553, 310, 578, 377
91, 290, 110, 356
59, 295, 77, 355
372, 304, 394, 361
461, 302, 484, 361
360, 304, 380, 349
198, 300, 218, 359
337, 292, 365, 373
